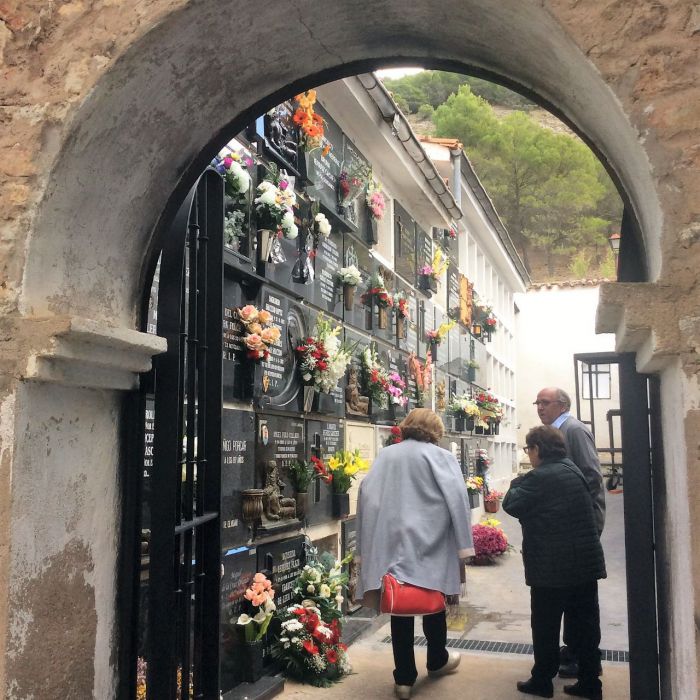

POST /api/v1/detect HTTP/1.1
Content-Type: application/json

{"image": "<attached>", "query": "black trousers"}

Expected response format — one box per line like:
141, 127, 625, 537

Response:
530, 582, 602, 690
563, 585, 602, 660
391, 611, 449, 686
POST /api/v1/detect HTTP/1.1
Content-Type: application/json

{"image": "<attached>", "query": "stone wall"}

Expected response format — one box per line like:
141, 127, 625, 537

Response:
1, 0, 698, 696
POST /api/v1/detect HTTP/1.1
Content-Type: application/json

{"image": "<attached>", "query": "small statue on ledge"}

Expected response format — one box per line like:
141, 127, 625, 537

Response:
345, 366, 370, 416
262, 459, 297, 521
266, 106, 298, 168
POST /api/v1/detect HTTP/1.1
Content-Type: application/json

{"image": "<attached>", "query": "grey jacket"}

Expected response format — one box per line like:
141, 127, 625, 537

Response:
356, 439, 473, 598
559, 415, 606, 534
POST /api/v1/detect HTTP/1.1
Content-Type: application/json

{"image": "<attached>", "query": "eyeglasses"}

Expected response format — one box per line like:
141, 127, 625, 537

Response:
532, 400, 562, 407
522, 446, 533, 453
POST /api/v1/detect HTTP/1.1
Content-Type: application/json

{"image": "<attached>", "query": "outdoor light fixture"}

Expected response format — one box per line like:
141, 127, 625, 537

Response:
471, 321, 482, 338
608, 232, 621, 254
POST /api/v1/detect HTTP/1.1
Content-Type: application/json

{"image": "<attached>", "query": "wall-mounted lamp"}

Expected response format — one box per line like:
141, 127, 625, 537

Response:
471, 321, 482, 339
608, 232, 621, 255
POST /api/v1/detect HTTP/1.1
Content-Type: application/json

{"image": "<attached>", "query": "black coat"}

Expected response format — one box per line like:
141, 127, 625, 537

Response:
503, 457, 606, 588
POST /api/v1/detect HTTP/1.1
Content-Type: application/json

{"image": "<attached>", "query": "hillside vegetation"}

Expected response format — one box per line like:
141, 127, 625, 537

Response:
382, 71, 622, 282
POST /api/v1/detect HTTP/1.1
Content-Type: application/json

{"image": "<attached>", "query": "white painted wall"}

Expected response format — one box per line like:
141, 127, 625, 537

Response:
515, 285, 616, 466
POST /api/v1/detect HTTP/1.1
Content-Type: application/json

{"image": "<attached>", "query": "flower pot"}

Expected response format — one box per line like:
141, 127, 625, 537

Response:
475, 425, 484, 435
396, 315, 405, 340
467, 367, 476, 383
332, 492, 350, 519
241, 489, 264, 528
303, 385, 316, 413
257, 229, 276, 262
343, 283, 355, 311
418, 274, 433, 295
367, 216, 379, 245
484, 499, 500, 514
241, 639, 265, 684
468, 492, 481, 509
455, 416, 466, 433
430, 342, 438, 362
466, 417, 475, 432
295, 491, 308, 520
377, 306, 388, 330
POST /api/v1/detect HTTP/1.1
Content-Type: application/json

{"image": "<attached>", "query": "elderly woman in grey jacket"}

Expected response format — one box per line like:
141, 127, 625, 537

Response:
356, 408, 473, 700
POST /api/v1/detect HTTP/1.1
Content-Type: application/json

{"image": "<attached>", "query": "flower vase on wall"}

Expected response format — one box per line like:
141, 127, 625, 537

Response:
332, 492, 350, 518
303, 385, 316, 413
241, 639, 264, 684
429, 341, 438, 362
396, 315, 405, 340
343, 283, 356, 311
367, 216, 379, 245
377, 306, 388, 330
257, 229, 276, 262
294, 491, 308, 521
455, 416, 466, 433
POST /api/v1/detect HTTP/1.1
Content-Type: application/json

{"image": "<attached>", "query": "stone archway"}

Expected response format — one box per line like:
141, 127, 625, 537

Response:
2, 1, 698, 698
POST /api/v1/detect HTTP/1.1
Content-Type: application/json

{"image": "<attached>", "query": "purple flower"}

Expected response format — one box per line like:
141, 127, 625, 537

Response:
279, 180, 289, 191
223, 157, 233, 168
244, 157, 254, 167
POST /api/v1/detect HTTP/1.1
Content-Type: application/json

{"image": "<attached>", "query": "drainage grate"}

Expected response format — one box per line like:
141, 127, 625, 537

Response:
380, 636, 629, 663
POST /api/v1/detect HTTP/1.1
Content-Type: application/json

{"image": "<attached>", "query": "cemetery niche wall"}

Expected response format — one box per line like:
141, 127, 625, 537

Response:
138, 79, 521, 697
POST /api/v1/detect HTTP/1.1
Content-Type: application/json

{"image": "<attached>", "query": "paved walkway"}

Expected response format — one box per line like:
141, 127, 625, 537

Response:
284, 490, 629, 699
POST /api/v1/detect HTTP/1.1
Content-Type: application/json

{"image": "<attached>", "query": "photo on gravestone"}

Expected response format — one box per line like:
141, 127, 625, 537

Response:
220, 545, 258, 691
416, 225, 434, 293
309, 207, 343, 316
304, 307, 345, 418
393, 201, 416, 283
393, 279, 413, 351
255, 101, 302, 177
256, 535, 306, 666
370, 261, 396, 344
304, 418, 344, 526
340, 517, 362, 614
304, 102, 346, 229
337, 136, 371, 232
344, 327, 372, 421
255, 287, 305, 413
220, 408, 256, 550
255, 415, 305, 534
343, 234, 372, 332
222, 274, 259, 402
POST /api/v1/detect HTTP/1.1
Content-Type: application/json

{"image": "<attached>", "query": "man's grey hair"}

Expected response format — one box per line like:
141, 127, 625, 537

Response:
555, 388, 572, 410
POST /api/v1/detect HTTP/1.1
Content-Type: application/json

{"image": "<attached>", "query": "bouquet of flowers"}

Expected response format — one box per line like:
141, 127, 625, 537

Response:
385, 425, 403, 446
484, 311, 497, 333
237, 305, 281, 361
393, 291, 409, 319
254, 167, 299, 239
475, 448, 490, 471
474, 391, 503, 425
296, 315, 353, 394
328, 449, 368, 494
471, 520, 509, 563
360, 273, 393, 308
293, 90, 325, 152
446, 226, 458, 240
387, 371, 408, 406
420, 248, 449, 281
336, 265, 362, 287
311, 455, 332, 484
212, 149, 253, 199
366, 180, 386, 220
408, 352, 432, 406
338, 162, 372, 204
272, 602, 351, 687
483, 489, 504, 504
293, 553, 350, 616
466, 476, 484, 495
315, 212, 332, 238
448, 394, 480, 419
426, 319, 456, 346
360, 345, 390, 408
234, 572, 276, 642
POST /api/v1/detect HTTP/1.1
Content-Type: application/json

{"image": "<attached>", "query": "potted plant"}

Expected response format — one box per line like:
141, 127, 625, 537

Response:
253, 167, 298, 262
336, 265, 362, 311
287, 458, 317, 520
327, 449, 367, 518
470, 519, 509, 564
483, 489, 504, 514
295, 315, 353, 411
237, 305, 281, 363
426, 319, 456, 361
466, 476, 484, 509
365, 179, 386, 244
360, 273, 393, 329
233, 572, 276, 683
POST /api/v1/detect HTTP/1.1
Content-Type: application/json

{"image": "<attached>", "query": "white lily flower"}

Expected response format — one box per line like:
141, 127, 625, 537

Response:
253, 610, 268, 624
237, 614, 252, 625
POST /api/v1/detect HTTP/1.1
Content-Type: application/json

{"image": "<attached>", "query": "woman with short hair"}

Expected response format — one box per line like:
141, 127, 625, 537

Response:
356, 408, 473, 699
504, 425, 606, 700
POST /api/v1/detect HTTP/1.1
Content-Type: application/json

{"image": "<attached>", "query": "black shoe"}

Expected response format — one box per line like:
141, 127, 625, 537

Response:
516, 678, 554, 698
558, 660, 579, 678
564, 681, 603, 700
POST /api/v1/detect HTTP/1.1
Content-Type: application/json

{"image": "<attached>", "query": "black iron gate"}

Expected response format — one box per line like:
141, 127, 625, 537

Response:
127, 170, 225, 699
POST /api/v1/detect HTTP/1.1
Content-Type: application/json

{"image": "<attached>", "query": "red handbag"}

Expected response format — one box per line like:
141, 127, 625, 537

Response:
380, 573, 446, 616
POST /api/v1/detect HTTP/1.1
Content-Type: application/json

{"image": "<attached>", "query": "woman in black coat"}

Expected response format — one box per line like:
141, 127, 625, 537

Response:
503, 425, 606, 700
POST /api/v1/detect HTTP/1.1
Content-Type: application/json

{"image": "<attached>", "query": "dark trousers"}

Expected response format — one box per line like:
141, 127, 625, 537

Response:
391, 611, 449, 686
530, 582, 602, 690
563, 586, 602, 660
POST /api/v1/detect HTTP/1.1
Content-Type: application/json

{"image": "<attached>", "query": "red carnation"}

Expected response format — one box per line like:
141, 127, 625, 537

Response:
326, 649, 338, 664
303, 639, 319, 655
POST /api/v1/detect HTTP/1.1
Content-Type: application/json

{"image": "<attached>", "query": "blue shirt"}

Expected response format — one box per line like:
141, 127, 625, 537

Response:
552, 411, 570, 429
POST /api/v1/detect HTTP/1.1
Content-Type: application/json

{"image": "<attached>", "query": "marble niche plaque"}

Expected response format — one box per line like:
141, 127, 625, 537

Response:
255, 287, 307, 413
220, 408, 256, 550
447, 263, 461, 322
416, 225, 433, 291
337, 136, 371, 233
309, 217, 343, 317
370, 262, 396, 345
393, 201, 416, 284
342, 235, 372, 332
255, 414, 305, 533
371, 340, 407, 424
256, 535, 306, 611
419, 298, 435, 360
305, 417, 344, 526
344, 327, 371, 421
141, 395, 155, 532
